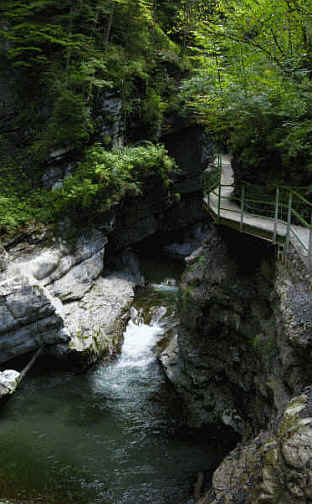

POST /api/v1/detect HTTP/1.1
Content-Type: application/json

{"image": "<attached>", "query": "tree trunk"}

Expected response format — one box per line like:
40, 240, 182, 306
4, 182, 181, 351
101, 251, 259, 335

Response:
105, 4, 115, 44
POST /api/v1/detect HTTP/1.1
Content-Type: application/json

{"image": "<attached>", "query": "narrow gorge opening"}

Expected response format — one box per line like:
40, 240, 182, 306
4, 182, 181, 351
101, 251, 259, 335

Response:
0, 248, 237, 504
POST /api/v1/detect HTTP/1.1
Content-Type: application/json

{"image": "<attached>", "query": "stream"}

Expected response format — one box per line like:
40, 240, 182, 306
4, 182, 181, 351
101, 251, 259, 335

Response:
0, 258, 226, 504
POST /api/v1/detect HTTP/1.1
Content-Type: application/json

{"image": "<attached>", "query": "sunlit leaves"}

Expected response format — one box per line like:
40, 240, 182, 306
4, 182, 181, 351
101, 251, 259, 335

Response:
179, 0, 312, 182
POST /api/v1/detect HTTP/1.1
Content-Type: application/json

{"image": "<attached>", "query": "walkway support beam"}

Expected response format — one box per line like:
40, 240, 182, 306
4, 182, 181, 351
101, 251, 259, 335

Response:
217, 182, 221, 224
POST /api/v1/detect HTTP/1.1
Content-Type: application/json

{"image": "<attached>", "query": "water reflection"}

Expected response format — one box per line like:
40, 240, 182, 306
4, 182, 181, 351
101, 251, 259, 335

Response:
0, 281, 221, 504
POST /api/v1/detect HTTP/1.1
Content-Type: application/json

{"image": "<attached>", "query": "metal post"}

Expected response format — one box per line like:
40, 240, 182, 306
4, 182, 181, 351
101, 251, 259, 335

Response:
217, 177, 221, 224
285, 191, 292, 254
309, 212, 312, 268
273, 187, 279, 244
240, 184, 245, 232
218, 153, 222, 170
204, 171, 209, 207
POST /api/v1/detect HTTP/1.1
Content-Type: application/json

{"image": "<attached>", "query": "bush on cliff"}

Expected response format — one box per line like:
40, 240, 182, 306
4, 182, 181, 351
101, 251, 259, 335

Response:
0, 143, 177, 235
45, 143, 176, 219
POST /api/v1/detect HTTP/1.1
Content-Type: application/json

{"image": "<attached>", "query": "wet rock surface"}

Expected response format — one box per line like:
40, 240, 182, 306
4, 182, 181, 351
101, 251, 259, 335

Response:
205, 389, 312, 504
0, 274, 70, 364
162, 223, 210, 262
161, 225, 278, 433
51, 270, 136, 366
159, 222, 312, 503
0, 229, 137, 370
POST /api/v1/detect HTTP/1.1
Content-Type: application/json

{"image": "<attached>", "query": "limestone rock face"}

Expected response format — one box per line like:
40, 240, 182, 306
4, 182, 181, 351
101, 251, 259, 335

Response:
207, 389, 312, 504
163, 125, 214, 194
0, 245, 8, 273
161, 225, 278, 432
273, 263, 312, 394
0, 228, 144, 371
0, 229, 118, 367
94, 93, 123, 146
51, 271, 136, 366
7, 229, 106, 299
0, 275, 69, 364
0, 52, 16, 139
107, 185, 205, 254
161, 222, 312, 438
162, 223, 210, 262
106, 126, 211, 256
158, 221, 312, 503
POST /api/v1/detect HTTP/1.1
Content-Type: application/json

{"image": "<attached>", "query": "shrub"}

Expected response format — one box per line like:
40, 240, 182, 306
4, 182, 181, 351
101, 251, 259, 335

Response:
0, 143, 177, 235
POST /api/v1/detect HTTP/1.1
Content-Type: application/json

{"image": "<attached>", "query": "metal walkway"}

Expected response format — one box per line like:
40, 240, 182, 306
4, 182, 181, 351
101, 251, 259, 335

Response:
205, 155, 312, 267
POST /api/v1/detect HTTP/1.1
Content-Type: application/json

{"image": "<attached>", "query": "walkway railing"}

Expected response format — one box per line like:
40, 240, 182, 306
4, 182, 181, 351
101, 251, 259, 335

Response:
205, 155, 312, 267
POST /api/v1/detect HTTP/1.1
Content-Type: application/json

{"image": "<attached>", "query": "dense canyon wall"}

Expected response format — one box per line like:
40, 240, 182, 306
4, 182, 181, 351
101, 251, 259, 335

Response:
160, 222, 312, 503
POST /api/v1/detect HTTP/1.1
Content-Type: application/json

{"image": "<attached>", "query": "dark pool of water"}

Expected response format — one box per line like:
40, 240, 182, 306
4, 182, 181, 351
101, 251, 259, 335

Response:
0, 261, 227, 504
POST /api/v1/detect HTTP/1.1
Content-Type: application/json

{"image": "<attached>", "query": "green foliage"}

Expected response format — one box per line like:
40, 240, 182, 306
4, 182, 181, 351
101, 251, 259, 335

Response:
0, 0, 189, 168
0, 196, 30, 234
0, 143, 176, 234
180, 0, 312, 186
142, 89, 167, 140
0, 0, 196, 239
33, 86, 94, 156
50, 143, 176, 216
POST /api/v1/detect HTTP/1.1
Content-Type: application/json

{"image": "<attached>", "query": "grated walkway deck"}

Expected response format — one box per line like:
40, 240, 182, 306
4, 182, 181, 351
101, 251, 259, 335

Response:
205, 155, 311, 260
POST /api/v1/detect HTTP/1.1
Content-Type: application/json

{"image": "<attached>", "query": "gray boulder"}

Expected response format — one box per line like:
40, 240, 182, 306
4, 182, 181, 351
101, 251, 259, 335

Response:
51, 272, 136, 366
0, 369, 20, 398
0, 275, 69, 364
0, 229, 109, 366
0, 228, 142, 370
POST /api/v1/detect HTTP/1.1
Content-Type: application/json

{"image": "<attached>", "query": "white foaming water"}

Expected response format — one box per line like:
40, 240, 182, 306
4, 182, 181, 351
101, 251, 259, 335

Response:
118, 316, 164, 368
91, 305, 169, 398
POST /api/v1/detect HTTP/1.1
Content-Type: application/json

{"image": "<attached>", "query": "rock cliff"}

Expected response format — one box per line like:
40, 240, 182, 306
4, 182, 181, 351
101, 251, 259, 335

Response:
160, 222, 312, 503
205, 388, 312, 504
0, 124, 211, 373
0, 229, 137, 371
161, 225, 278, 433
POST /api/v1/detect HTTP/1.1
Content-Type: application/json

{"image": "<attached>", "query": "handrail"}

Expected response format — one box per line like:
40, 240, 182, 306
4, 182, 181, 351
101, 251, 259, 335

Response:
241, 180, 312, 194
287, 188, 312, 208
205, 155, 312, 267
291, 208, 310, 227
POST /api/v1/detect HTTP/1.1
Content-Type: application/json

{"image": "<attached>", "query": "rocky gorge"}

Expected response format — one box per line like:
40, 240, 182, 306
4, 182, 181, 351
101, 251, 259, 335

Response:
159, 222, 312, 503
3, 1, 312, 502
1, 136, 312, 503
0, 123, 210, 394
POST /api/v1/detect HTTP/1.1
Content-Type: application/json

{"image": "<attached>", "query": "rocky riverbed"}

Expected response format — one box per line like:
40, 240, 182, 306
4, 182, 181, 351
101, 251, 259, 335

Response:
2, 190, 312, 503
